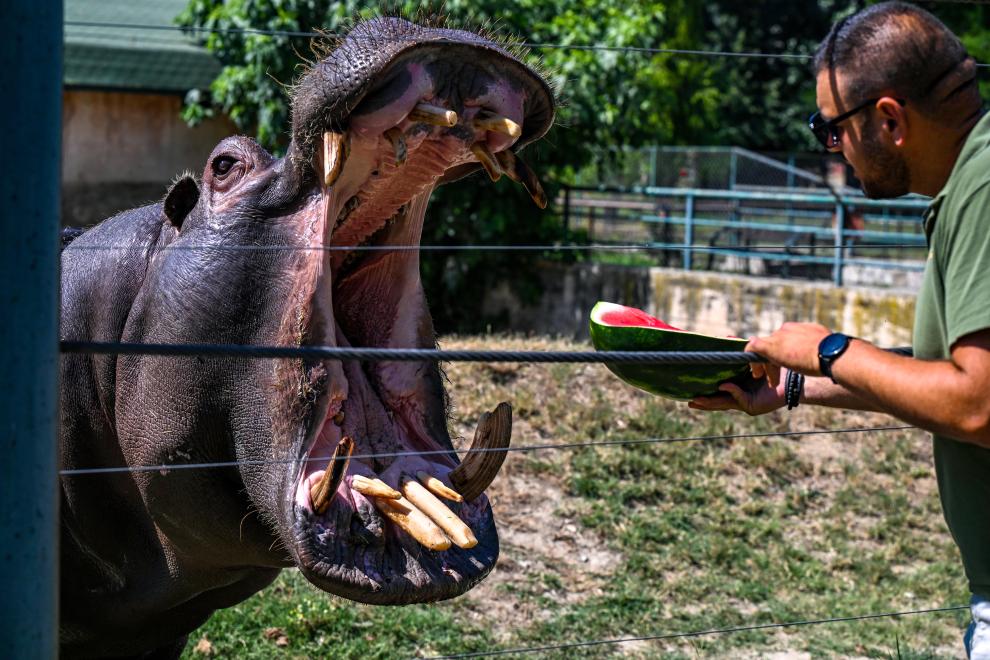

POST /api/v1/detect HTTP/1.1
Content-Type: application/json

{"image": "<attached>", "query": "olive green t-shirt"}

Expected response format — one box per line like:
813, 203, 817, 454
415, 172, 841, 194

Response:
914, 109, 990, 596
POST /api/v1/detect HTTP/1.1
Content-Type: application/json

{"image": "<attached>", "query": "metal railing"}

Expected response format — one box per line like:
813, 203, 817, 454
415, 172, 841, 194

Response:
560, 185, 931, 286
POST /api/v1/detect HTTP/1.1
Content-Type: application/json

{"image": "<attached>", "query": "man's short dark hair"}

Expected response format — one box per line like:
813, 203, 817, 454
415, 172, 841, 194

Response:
813, 1, 967, 115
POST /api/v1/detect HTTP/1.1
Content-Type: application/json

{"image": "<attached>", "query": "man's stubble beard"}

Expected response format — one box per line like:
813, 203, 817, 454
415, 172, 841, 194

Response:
858, 122, 911, 199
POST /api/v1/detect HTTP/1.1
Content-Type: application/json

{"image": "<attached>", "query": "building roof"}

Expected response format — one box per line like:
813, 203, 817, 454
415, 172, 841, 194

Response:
64, 0, 221, 93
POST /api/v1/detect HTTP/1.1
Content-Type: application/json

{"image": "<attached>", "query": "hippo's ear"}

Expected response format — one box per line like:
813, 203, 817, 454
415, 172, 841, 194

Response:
163, 175, 200, 229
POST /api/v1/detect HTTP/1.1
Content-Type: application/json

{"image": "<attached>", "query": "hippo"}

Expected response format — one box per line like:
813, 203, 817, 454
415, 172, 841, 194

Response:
58, 17, 554, 658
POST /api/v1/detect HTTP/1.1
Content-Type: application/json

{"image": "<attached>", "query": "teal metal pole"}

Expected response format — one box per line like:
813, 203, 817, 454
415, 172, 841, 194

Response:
729, 148, 738, 190
0, 2, 62, 657
684, 194, 694, 271
650, 146, 659, 187
833, 204, 845, 286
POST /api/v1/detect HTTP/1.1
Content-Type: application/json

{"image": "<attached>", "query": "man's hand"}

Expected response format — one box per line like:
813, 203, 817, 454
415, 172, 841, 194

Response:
688, 374, 786, 416
746, 322, 832, 378
688, 322, 833, 416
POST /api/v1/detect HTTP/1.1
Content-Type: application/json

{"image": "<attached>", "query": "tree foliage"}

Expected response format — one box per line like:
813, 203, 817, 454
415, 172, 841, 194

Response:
175, 0, 987, 331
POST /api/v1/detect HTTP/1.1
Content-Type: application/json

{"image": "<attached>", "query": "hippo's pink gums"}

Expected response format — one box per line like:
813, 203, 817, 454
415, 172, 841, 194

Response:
59, 17, 553, 658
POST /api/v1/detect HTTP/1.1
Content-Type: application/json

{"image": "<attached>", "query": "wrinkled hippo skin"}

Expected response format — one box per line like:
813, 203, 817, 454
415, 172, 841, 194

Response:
58, 17, 553, 658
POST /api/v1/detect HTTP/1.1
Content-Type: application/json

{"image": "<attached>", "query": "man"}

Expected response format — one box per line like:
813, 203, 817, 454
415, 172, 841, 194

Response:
689, 3, 990, 656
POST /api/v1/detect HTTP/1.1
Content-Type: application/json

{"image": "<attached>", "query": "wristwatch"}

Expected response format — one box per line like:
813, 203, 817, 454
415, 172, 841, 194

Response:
818, 332, 852, 383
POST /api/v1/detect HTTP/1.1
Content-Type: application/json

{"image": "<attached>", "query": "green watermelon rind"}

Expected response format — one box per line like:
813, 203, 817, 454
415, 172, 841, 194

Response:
589, 301, 750, 401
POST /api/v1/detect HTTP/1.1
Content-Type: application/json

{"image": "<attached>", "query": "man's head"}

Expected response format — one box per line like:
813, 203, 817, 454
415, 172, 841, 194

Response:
811, 2, 981, 198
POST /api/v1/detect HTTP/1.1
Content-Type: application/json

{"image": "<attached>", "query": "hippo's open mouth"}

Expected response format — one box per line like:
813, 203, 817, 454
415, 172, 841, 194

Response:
279, 18, 554, 604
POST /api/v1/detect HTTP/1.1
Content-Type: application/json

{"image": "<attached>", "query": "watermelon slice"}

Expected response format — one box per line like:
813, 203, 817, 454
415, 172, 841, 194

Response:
589, 301, 752, 400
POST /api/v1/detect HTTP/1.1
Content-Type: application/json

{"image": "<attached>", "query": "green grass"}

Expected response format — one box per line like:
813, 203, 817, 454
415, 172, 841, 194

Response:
181, 336, 971, 659
183, 570, 495, 658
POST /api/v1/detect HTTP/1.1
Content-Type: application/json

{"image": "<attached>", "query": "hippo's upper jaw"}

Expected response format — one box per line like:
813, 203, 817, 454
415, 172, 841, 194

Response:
261, 18, 554, 604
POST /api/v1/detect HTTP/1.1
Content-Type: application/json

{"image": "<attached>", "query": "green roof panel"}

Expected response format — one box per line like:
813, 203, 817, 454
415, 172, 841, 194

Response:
64, 0, 221, 93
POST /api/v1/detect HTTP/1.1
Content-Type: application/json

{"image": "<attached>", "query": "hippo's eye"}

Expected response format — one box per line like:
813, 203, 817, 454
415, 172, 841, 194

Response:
212, 155, 237, 177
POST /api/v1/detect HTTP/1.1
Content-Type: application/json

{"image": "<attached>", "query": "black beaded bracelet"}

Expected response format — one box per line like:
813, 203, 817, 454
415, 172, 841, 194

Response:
785, 370, 805, 410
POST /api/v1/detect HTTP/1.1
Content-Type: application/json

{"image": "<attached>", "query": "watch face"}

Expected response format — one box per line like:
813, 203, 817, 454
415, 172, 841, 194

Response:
820, 333, 849, 358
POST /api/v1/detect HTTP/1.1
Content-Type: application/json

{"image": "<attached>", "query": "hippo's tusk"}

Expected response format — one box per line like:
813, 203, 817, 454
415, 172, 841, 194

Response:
322, 131, 348, 187
350, 474, 401, 500
495, 150, 547, 209
408, 102, 458, 127
449, 402, 512, 502
470, 143, 503, 182
309, 436, 354, 515
474, 111, 522, 139
372, 496, 452, 551
401, 474, 477, 549
384, 127, 407, 166
332, 410, 345, 426
416, 470, 463, 503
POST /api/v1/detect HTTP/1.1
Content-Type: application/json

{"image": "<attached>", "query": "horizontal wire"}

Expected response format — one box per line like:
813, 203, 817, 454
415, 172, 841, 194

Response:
64, 20, 990, 66
63, 20, 812, 59
60, 341, 770, 364
59, 341, 914, 363
63, 242, 928, 253
58, 425, 913, 477
424, 604, 969, 659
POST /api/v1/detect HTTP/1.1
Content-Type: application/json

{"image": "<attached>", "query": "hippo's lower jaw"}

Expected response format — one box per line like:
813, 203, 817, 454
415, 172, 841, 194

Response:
275, 34, 547, 604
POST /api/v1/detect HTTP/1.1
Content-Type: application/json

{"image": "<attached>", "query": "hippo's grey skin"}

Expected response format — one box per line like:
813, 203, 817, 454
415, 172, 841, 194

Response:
59, 17, 553, 658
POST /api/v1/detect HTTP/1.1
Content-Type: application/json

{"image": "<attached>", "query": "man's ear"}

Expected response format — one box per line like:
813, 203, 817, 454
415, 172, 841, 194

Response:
876, 96, 908, 146
163, 175, 200, 229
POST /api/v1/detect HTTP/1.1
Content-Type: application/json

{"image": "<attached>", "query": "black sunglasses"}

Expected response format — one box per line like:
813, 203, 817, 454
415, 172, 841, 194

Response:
808, 97, 906, 149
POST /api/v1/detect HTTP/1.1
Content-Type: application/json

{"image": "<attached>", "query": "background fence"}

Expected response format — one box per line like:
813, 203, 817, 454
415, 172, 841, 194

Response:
560, 147, 930, 287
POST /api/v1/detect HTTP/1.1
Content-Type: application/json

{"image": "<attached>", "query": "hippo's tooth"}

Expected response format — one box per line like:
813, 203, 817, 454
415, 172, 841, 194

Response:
449, 402, 512, 502
350, 475, 401, 500
372, 495, 452, 551
309, 436, 354, 515
495, 150, 547, 209
470, 143, 502, 182
383, 127, 407, 166
408, 103, 458, 127
332, 410, 345, 426
416, 470, 463, 503
401, 474, 477, 549
474, 111, 522, 139
322, 131, 347, 187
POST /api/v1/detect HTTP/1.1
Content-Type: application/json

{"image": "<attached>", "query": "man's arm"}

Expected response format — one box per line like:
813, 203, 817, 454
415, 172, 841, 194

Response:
741, 322, 990, 447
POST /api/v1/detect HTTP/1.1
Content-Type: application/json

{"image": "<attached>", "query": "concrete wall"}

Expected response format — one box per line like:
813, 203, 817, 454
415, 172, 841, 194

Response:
61, 89, 235, 226
485, 262, 917, 346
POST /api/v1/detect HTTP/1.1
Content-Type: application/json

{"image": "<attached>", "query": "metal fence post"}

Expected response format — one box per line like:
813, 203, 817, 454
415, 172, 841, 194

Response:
650, 146, 659, 187
562, 185, 571, 239
833, 203, 845, 286
684, 193, 694, 271
0, 3, 62, 657
729, 149, 738, 190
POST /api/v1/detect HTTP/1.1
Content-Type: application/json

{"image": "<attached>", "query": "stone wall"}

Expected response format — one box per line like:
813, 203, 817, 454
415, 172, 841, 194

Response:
61, 89, 235, 226
484, 262, 916, 346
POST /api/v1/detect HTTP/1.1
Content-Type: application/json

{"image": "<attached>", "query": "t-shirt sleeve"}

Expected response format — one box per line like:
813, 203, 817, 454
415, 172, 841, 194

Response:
942, 180, 990, 348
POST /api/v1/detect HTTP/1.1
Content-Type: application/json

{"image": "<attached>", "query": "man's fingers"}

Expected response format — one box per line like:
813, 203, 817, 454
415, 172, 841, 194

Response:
750, 362, 766, 379
764, 364, 782, 389
689, 392, 741, 411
